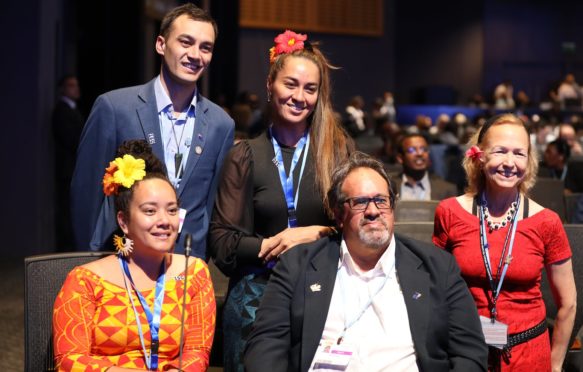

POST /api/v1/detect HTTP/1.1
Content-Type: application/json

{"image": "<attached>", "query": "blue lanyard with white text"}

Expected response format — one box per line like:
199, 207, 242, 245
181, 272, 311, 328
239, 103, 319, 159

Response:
119, 257, 166, 370
478, 193, 519, 322
335, 257, 393, 344
269, 127, 310, 228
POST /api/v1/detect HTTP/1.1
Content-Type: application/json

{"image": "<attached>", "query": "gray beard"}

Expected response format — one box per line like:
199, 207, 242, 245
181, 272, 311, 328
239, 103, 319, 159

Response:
358, 221, 391, 249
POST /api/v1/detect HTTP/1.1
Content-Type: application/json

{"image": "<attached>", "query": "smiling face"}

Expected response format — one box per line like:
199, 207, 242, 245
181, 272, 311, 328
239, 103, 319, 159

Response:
480, 123, 530, 193
398, 135, 430, 173
338, 167, 394, 258
267, 56, 320, 128
156, 15, 215, 89
118, 178, 180, 255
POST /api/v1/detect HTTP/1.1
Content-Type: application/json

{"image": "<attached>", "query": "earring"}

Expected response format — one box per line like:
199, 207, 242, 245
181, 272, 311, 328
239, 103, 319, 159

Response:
113, 234, 134, 256
267, 92, 272, 103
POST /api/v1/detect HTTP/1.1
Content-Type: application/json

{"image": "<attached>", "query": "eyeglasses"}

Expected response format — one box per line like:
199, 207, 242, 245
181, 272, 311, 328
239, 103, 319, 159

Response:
405, 146, 429, 154
342, 195, 393, 211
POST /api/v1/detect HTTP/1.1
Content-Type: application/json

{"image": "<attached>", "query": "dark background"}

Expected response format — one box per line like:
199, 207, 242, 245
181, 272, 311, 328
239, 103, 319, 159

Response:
1, 0, 582, 257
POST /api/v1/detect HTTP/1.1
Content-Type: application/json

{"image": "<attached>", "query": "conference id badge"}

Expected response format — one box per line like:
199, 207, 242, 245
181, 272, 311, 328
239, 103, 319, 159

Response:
312, 340, 354, 371
480, 315, 508, 349
178, 208, 187, 233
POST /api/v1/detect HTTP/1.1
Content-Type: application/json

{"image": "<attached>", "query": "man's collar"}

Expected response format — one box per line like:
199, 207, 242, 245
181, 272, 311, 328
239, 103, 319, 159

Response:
154, 75, 197, 114
60, 96, 76, 109
339, 235, 396, 277
402, 171, 429, 188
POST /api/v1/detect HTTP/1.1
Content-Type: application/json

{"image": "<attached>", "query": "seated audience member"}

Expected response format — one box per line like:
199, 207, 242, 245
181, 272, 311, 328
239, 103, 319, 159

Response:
244, 152, 488, 372
53, 140, 215, 371
537, 138, 583, 193
379, 91, 396, 124
394, 134, 457, 200
344, 95, 367, 137
558, 73, 582, 109
493, 79, 515, 109
559, 123, 583, 158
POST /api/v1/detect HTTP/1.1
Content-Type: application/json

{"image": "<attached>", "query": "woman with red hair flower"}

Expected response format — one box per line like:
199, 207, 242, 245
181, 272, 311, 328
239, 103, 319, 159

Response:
433, 113, 576, 371
209, 30, 354, 371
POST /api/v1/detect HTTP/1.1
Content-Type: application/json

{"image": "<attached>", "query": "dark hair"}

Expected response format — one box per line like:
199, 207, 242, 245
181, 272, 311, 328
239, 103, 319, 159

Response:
327, 152, 395, 214
267, 39, 354, 213
114, 140, 176, 220
548, 138, 571, 161
57, 75, 77, 89
159, 3, 218, 40
397, 133, 427, 155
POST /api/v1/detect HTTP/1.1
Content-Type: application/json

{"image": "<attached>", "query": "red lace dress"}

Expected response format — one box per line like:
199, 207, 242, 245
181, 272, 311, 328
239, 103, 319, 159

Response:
433, 197, 571, 371
53, 258, 215, 371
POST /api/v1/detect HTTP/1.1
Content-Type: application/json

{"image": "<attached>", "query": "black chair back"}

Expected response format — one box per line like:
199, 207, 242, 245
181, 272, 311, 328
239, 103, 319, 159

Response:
564, 193, 583, 224
541, 225, 583, 371
394, 221, 435, 245
530, 178, 566, 221
394, 200, 439, 222
24, 252, 111, 372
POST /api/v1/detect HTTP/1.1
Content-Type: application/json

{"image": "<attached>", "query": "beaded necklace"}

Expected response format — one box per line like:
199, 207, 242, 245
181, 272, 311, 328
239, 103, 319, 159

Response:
481, 198, 518, 233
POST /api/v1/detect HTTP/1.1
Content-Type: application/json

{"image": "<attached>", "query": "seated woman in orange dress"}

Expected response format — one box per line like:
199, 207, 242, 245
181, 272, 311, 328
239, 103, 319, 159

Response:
53, 140, 215, 371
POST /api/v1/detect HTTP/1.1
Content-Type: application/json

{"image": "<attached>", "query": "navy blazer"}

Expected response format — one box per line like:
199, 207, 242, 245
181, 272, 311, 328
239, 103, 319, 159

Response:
244, 234, 487, 372
70, 78, 234, 257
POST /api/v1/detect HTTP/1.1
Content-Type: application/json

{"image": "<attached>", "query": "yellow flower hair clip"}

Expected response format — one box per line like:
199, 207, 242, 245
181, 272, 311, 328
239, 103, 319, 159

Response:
102, 154, 146, 196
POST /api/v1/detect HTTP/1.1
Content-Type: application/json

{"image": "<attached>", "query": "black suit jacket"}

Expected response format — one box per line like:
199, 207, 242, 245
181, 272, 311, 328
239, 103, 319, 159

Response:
244, 234, 487, 372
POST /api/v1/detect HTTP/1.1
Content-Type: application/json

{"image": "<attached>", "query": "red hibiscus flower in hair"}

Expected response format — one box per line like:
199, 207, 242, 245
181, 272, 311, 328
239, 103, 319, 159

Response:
465, 145, 483, 160
274, 30, 307, 55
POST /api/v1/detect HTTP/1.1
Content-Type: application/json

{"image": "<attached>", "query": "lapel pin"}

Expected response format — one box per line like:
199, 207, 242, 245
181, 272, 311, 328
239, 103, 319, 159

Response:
412, 292, 422, 300
195, 145, 202, 155
147, 133, 155, 145
310, 283, 321, 292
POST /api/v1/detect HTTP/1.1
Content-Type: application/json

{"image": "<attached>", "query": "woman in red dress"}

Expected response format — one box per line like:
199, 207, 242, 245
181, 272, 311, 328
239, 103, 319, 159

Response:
433, 113, 576, 371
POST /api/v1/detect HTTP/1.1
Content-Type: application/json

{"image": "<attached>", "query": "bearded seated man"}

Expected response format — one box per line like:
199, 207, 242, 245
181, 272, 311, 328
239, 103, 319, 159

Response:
244, 152, 487, 372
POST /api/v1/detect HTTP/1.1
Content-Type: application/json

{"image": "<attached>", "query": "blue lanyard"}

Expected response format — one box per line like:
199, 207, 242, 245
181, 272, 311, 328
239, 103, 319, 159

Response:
336, 256, 394, 344
119, 257, 166, 370
478, 193, 520, 322
269, 127, 310, 228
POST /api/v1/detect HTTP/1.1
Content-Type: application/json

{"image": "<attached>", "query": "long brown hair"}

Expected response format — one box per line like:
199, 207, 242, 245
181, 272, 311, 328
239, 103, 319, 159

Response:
267, 43, 355, 214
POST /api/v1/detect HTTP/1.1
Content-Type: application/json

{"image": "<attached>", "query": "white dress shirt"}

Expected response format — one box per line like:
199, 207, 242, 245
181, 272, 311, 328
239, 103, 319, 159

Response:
309, 236, 419, 372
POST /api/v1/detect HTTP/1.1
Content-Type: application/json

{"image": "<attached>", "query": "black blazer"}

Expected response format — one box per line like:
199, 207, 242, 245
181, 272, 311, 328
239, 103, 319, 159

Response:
244, 234, 487, 372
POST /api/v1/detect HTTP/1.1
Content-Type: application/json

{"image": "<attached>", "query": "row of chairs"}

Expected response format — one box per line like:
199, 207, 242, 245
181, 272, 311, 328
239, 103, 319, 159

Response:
24, 223, 583, 371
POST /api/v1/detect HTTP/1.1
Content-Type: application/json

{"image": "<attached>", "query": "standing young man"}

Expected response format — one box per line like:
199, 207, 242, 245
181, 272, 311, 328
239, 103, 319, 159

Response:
71, 4, 234, 257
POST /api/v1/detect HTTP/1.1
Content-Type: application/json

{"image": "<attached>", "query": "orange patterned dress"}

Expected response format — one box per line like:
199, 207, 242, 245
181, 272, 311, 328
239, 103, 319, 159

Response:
53, 258, 215, 371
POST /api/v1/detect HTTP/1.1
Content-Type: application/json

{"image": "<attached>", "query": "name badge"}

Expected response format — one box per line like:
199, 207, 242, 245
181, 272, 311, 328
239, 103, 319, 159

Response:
178, 208, 187, 233
312, 340, 354, 371
480, 315, 508, 348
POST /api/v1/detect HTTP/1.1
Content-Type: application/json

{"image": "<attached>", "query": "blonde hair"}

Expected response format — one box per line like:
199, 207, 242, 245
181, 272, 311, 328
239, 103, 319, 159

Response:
267, 44, 355, 214
463, 113, 538, 195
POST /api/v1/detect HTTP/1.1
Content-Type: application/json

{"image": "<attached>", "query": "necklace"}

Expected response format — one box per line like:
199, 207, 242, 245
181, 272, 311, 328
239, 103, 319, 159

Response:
169, 111, 188, 178
481, 199, 518, 233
